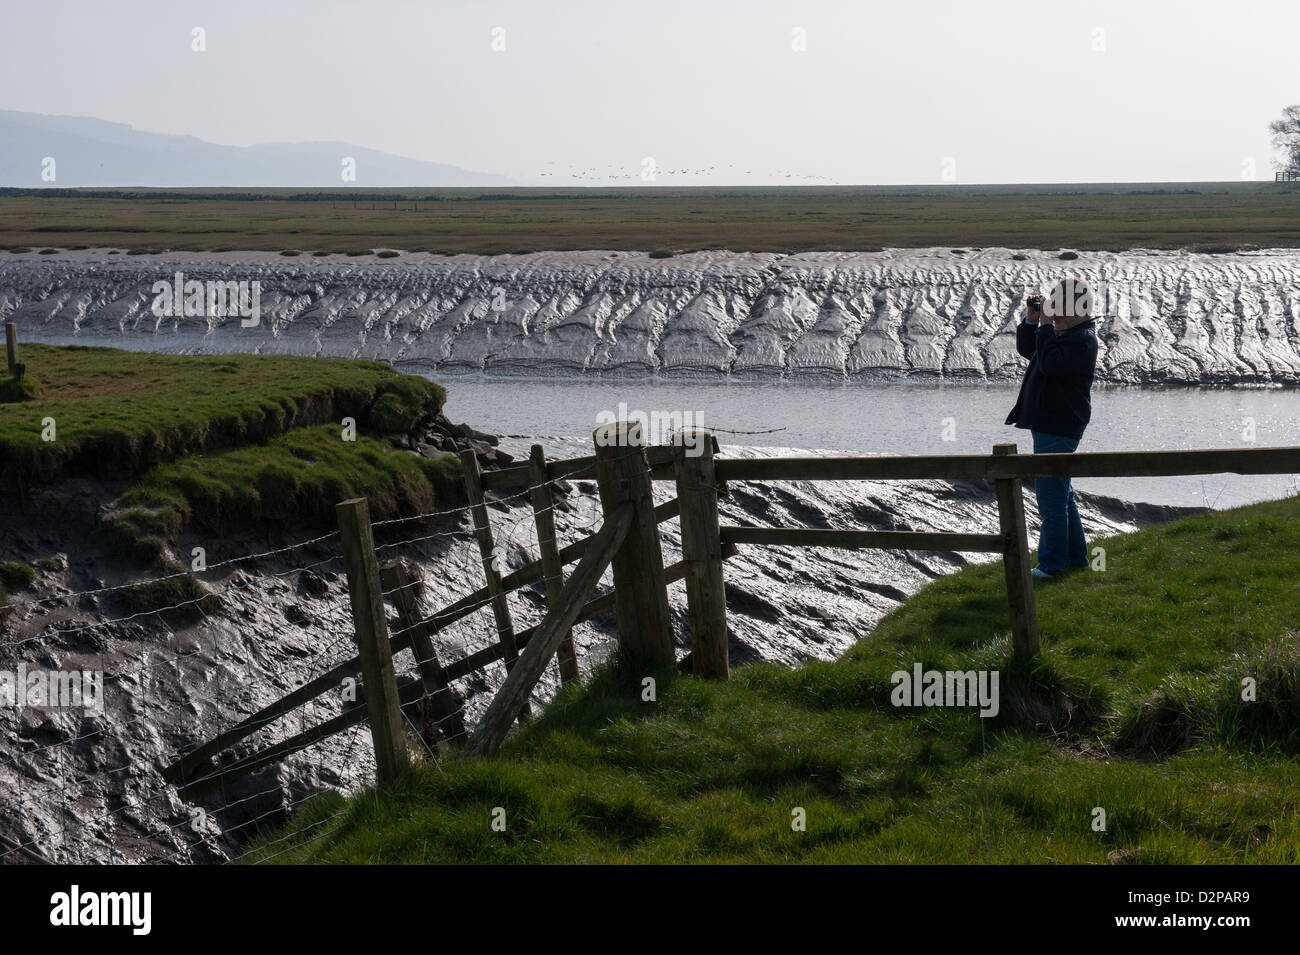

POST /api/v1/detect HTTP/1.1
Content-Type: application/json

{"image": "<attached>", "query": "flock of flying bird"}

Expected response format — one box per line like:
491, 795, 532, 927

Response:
535, 160, 838, 184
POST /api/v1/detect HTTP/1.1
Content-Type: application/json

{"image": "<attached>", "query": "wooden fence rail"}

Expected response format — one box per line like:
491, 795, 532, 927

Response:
719, 527, 1004, 552
712, 446, 1300, 483
165, 425, 1300, 792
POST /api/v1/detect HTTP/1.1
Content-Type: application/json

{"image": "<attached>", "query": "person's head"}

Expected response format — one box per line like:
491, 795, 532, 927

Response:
1043, 277, 1095, 331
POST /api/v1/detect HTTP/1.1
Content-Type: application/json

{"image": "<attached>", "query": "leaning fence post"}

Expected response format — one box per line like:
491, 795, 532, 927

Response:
592, 421, 674, 668
336, 497, 409, 783
529, 444, 580, 685
992, 444, 1041, 658
5, 323, 18, 377
462, 504, 634, 759
673, 429, 728, 679
460, 448, 529, 720
379, 560, 467, 745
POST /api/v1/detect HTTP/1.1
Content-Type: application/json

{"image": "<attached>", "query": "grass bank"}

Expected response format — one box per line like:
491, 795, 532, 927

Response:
0, 345, 460, 619
249, 495, 1300, 863
105, 425, 462, 566
0, 344, 445, 484
2, 182, 1299, 254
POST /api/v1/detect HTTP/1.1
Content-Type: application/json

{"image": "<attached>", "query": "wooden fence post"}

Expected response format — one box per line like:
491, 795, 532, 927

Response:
592, 421, 674, 668
379, 560, 467, 745
460, 448, 529, 719
529, 444, 579, 685
5, 324, 18, 377
673, 430, 728, 679
336, 497, 409, 783
993, 444, 1041, 658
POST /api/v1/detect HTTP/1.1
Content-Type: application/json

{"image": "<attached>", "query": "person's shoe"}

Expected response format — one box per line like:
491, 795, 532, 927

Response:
1030, 566, 1057, 581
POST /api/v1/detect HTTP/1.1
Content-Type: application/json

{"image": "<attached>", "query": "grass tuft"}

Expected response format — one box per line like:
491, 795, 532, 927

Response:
0, 561, 37, 589
0, 375, 42, 403
115, 425, 461, 543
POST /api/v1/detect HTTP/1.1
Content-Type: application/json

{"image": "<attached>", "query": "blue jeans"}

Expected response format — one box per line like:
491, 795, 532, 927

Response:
1031, 431, 1087, 576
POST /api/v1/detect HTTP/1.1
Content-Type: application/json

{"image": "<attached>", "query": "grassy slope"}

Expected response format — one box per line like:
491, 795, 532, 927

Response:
106, 425, 462, 563
0, 345, 459, 614
0, 344, 445, 483
2, 183, 1300, 254
249, 496, 1300, 864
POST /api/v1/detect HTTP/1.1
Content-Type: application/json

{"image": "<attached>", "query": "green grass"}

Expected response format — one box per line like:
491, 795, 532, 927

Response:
0, 345, 445, 484
114, 424, 462, 545
2, 182, 1299, 254
0, 561, 36, 590
247, 495, 1300, 864
0, 346, 460, 623
0, 375, 41, 403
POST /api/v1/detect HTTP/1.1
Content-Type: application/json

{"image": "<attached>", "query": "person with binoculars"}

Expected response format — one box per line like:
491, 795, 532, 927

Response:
1005, 277, 1100, 580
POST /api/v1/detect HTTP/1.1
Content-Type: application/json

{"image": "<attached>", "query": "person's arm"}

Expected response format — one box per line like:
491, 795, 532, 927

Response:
1015, 310, 1041, 359
1034, 324, 1092, 376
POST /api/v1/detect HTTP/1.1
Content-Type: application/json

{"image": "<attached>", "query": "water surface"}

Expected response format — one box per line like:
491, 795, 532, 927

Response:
441, 377, 1300, 509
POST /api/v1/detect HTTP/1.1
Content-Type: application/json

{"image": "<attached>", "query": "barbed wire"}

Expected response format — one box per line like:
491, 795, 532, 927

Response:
0, 552, 344, 651
0, 531, 340, 614
0, 442, 650, 864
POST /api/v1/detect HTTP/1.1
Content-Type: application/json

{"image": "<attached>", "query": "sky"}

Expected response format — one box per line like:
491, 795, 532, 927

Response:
0, 0, 1295, 185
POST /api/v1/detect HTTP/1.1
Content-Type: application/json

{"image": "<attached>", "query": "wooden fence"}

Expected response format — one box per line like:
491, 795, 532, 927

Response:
163, 427, 1300, 787
5, 323, 24, 381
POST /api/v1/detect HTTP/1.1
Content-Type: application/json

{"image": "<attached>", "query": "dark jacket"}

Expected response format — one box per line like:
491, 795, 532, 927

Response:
1005, 319, 1099, 441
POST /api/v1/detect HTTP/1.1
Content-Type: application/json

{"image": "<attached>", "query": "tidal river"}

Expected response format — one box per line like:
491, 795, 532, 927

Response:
440, 377, 1300, 510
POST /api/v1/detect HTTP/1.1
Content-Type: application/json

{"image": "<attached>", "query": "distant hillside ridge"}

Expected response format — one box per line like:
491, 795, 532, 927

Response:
0, 109, 516, 187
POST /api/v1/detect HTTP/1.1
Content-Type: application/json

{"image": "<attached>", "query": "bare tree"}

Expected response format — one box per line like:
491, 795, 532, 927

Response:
1271, 105, 1300, 174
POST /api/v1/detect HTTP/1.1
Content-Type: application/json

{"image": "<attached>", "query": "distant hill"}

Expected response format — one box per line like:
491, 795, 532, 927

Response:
0, 110, 515, 187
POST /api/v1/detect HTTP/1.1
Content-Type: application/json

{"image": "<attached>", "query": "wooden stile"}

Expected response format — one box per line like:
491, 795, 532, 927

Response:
159, 497, 688, 787
168, 547, 732, 794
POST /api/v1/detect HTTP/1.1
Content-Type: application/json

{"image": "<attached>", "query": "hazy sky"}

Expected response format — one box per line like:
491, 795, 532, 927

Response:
1, 0, 1295, 185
